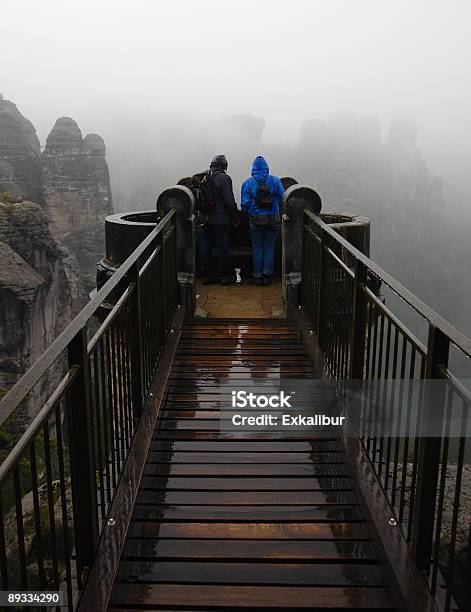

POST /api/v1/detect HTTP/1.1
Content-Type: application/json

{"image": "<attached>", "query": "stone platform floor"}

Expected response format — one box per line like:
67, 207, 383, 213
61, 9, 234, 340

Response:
196, 279, 283, 318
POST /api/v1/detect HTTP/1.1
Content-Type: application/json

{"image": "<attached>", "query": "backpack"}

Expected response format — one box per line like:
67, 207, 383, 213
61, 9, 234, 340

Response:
255, 181, 274, 210
190, 171, 215, 213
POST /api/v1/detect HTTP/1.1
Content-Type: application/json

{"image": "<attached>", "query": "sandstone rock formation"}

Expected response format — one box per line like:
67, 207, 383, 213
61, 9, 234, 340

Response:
42, 117, 113, 293
0, 100, 114, 296
293, 113, 456, 324
0, 200, 85, 407
0, 98, 112, 405
0, 98, 42, 201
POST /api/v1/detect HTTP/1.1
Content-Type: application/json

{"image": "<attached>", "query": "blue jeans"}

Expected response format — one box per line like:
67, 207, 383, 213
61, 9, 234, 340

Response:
249, 222, 277, 278
198, 223, 231, 276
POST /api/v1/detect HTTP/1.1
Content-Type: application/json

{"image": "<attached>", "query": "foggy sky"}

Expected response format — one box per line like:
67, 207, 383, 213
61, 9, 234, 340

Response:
1, 0, 470, 192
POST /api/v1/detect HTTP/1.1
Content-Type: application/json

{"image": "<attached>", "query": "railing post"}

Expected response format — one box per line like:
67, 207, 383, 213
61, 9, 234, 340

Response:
156, 186, 195, 313
412, 324, 450, 571
129, 260, 144, 419
67, 327, 98, 583
281, 185, 322, 313
349, 260, 368, 379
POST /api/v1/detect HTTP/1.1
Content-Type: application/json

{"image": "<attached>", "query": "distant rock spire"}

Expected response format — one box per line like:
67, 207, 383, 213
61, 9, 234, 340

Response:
0, 97, 42, 201
42, 116, 114, 292
44, 117, 83, 156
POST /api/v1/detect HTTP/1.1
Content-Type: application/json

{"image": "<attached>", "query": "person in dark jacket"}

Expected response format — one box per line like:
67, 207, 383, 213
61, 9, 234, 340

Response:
198, 154, 239, 285
241, 156, 284, 285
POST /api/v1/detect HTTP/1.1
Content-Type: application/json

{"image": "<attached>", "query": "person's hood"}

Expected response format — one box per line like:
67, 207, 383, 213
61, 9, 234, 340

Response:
251, 156, 269, 182
210, 154, 228, 171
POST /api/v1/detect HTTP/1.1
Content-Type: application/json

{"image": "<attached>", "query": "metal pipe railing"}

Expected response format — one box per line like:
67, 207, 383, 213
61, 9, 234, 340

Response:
300, 208, 471, 611
0, 209, 178, 609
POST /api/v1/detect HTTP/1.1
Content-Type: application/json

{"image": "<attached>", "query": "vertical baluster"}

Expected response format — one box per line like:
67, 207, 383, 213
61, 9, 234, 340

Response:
113, 324, 126, 464
377, 317, 390, 480
54, 403, 73, 604
399, 346, 416, 530
98, 337, 112, 506
67, 328, 98, 580
0, 490, 9, 589
350, 261, 368, 380
13, 466, 27, 589
42, 422, 59, 592
122, 302, 133, 442
431, 384, 453, 594
29, 441, 45, 586
412, 325, 450, 571
129, 262, 144, 419
316, 228, 327, 351
105, 330, 118, 492
118, 314, 130, 450
445, 399, 467, 612
92, 348, 106, 522
384, 324, 398, 496
407, 352, 424, 542
370, 313, 381, 465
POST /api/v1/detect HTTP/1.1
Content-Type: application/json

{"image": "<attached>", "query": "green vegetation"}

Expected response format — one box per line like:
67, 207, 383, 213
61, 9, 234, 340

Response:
0, 192, 23, 204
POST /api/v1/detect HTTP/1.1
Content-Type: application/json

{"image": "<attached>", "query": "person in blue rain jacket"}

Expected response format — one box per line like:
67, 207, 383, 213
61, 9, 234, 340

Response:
241, 156, 285, 285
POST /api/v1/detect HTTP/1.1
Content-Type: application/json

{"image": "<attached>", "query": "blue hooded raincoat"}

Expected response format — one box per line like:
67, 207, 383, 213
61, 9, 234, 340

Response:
241, 156, 284, 218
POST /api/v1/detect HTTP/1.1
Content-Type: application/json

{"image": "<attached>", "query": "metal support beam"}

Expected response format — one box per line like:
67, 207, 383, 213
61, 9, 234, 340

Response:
350, 260, 368, 379
67, 327, 99, 584
412, 325, 450, 572
129, 262, 144, 420
156, 186, 196, 314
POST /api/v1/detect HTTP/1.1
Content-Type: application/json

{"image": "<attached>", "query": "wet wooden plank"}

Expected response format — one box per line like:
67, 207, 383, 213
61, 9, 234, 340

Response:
110, 583, 395, 609
116, 560, 384, 586
107, 319, 397, 611
135, 490, 357, 506
178, 340, 302, 345
167, 373, 316, 381
147, 447, 341, 460
122, 538, 376, 561
169, 368, 316, 375
154, 421, 337, 432
127, 521, 368, 540
144, 466, 345, 486
153, 431, 343, 440
173, 356, 312, 363
131, 505, 363, 522
150, 440, 341, 452
139, 476, 351, 491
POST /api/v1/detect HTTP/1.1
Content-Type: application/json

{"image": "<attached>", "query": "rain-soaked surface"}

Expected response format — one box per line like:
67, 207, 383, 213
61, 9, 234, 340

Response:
109, 318, 397, 610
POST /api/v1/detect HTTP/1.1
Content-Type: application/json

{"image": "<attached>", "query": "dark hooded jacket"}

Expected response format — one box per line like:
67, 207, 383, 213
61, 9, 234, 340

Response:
207, 157, 238, 225
241, 156, 284, 219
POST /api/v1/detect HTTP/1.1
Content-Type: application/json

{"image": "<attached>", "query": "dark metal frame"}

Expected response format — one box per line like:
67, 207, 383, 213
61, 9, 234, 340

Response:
300, 209, 471, 612
0, 210, 178, 610
77, 307, 184, 611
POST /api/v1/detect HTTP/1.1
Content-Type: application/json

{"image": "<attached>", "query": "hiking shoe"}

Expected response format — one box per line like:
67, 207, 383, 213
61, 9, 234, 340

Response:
263, 275, 272, 286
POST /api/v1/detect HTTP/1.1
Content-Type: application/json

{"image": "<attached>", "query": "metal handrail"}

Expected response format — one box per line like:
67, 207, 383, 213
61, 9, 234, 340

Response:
301, 208, 471, 612
0, 209, 176, 426
0, 206, 178, 608
304, 208, 471, 358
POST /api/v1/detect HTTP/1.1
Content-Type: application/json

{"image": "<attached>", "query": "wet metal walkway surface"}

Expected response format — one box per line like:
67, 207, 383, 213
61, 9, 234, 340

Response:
109, 319, 397, 610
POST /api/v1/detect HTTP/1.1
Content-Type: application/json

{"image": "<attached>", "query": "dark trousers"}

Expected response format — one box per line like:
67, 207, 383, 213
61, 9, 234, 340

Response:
198, 223, 231, 276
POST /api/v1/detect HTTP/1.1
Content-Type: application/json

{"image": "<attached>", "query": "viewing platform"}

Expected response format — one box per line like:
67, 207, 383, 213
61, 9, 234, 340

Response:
0, 182, 469, 611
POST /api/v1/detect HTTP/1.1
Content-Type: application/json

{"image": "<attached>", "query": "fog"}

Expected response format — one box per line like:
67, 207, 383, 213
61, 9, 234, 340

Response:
1, 0, 470, 190
1, 0, 471, 334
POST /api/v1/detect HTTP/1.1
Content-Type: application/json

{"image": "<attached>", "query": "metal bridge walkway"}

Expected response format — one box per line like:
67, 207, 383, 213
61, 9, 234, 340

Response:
108, 318, 397, 610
